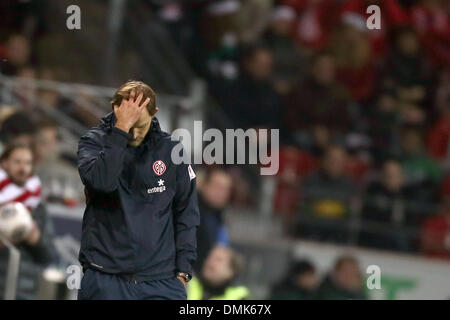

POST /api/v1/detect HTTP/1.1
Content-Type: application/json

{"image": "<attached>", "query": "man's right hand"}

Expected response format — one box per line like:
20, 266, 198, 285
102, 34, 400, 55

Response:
114, 90, 151, 133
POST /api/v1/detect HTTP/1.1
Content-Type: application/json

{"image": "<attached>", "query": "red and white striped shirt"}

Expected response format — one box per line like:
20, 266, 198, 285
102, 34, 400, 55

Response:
0, 167, 41, 211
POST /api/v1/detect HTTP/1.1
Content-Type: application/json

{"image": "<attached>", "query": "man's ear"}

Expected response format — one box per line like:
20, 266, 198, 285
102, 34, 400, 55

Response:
150, 107, 159, 117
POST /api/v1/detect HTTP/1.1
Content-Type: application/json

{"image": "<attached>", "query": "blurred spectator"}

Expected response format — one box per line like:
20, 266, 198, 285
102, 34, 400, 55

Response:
359, 160, 421, 252
34, 117, 84, 206
284, 0, 342, 51
421, 196, 450, 259
366, 93, 400, 163
274, 146, 318, 219
297, 145, 358, 243
36, 67, 62, 109
330, 17, 376, 102
210, 44, 283, 129
0, 142, 56, 299
0, 34, 31, 76
0, 143, 41, 210
381, 27, 435, 122
11, 65, 37, 109
262, 6, 306, 96
237, 0, 273, 44
269, 259, 318, 300
197, 0, 241, 80
383, 27, 434, 97
0, 110, 38, 146
316, 255, 367, 300
427, 72, 450, 162
195, 167, 233, 274
399, 126, 442, 202
410, 0, 449, 68
285, 52, 350, 148
201, 0, 272, 52
339, 0, 409, 59
188, 245, 249, 300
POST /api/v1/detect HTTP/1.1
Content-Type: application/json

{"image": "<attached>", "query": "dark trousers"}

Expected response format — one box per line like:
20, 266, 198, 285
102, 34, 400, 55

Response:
77, 268, 187, 300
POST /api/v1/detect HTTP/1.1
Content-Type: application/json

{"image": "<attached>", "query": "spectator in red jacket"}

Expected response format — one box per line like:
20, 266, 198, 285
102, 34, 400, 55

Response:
410, 0, 450, 68
283, 0, 342, 51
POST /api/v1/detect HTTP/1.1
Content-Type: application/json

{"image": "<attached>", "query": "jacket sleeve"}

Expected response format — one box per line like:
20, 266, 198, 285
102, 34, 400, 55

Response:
173, 147, 200, 276
77, 127, 130, 193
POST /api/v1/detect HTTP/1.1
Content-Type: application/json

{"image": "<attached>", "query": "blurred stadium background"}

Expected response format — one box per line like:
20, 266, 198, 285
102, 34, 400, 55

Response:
0, 0, 449, 300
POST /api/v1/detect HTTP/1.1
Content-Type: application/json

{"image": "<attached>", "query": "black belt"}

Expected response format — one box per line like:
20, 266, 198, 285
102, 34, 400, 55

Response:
117, 273, 147, 284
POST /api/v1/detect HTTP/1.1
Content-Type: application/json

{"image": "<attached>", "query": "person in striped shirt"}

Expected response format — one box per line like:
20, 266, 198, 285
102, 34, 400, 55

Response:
0, 143, 41, 244
0, 142, 56, 299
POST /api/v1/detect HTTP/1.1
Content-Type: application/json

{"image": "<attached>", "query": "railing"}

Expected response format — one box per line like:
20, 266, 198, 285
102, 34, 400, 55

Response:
0, 236, 21, 300
0, 73, 207, 159
284, 191, 441, 254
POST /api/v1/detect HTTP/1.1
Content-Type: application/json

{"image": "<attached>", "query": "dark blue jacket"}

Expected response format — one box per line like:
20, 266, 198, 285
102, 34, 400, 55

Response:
77, 112, 200, 280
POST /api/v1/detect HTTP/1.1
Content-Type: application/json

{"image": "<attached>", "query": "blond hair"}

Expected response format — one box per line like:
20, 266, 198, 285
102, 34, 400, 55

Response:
110, 80, 157, 115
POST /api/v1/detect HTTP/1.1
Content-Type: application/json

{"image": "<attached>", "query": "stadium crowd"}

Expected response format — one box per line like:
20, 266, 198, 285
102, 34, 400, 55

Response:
157, 0, 450, 258
0, 0, 449, 300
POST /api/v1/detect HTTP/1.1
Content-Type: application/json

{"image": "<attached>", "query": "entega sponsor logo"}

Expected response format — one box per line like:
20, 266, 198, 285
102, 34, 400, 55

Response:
147, 186, 166, 194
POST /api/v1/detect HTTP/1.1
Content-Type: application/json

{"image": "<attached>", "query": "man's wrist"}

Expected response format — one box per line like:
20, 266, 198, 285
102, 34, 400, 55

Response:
115, 121, 132, 133
176, 272, 192, 283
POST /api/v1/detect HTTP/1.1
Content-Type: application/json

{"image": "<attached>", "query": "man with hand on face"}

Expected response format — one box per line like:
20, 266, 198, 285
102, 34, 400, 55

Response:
77, 81, 200, 300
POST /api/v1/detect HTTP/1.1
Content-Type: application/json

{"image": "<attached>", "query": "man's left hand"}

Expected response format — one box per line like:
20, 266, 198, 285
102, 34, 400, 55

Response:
177, 276, 187, 287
